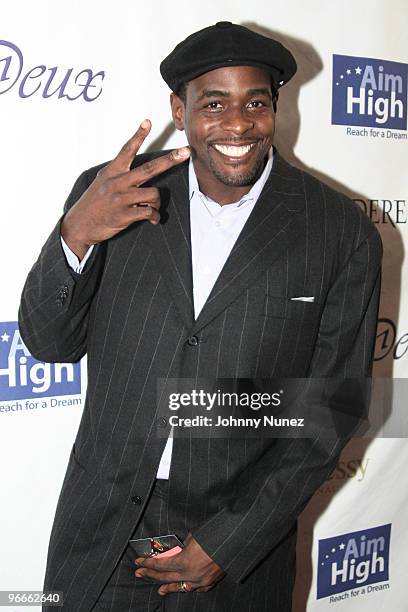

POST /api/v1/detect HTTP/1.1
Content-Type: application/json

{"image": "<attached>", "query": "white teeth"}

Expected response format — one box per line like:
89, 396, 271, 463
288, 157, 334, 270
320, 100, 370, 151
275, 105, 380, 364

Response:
213, 143, 255, 157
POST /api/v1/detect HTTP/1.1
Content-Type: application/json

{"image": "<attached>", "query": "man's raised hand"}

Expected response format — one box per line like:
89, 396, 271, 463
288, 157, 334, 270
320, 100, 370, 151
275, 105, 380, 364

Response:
61, 119, 190, 260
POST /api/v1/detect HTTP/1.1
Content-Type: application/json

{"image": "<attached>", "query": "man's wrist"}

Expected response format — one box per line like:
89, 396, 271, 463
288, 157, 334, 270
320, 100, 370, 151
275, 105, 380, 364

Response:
60, 235, 95, 273
61, 218, 93, 262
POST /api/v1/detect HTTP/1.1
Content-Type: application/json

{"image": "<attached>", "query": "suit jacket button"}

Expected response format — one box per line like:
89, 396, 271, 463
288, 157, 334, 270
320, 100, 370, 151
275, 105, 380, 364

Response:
56, 285, 69, 306
187, 335, 199, 346
131, 495, 142, 505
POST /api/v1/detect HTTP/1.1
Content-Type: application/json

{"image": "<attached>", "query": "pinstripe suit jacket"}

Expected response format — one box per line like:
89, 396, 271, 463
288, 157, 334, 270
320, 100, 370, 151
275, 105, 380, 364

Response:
19, 150, 382, 611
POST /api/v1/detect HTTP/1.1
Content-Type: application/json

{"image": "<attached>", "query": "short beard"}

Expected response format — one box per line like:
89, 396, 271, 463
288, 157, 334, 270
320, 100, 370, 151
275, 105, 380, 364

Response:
208, 149, 267, 187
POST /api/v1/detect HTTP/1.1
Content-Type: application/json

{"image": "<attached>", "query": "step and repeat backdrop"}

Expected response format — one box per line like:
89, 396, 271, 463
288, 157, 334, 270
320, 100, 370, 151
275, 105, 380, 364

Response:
1, 1, 407, 610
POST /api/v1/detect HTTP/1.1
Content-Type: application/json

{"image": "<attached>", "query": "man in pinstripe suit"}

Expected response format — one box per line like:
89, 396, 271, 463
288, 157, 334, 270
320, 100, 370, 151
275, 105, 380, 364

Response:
19, 22, 382, 611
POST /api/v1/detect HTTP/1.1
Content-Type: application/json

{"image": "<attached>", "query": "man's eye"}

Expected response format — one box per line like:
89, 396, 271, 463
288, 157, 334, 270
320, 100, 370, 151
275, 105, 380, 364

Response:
206, 101, 222, 110
248, 100, 266, 109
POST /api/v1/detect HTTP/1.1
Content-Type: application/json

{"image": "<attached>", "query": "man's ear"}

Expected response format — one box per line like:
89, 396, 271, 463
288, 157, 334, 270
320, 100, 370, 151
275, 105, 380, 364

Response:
170, 93, 185, 131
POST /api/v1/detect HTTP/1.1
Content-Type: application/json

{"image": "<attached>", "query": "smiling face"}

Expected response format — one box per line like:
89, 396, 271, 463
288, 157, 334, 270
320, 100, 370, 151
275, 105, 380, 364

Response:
170, 65, 276, 204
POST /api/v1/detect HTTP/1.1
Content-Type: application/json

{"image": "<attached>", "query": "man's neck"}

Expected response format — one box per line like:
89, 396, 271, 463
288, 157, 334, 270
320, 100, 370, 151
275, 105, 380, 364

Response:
194, 178, 256, 205
189, 152, 273, 206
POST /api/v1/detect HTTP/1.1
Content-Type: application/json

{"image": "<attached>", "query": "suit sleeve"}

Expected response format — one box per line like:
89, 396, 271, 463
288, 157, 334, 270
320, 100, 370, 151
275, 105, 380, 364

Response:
18, 169, 105, 363
192, 225, 382, 583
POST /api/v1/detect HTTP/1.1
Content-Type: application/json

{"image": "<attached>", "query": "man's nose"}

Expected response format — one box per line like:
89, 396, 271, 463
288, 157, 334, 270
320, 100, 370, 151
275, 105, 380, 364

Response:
220, 107, 254, 134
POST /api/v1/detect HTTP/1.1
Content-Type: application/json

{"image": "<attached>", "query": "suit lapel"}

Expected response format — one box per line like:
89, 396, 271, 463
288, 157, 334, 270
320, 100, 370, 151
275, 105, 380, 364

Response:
191, 152, 305, 334
145, 161, 195, 330
146, 152, 305, 334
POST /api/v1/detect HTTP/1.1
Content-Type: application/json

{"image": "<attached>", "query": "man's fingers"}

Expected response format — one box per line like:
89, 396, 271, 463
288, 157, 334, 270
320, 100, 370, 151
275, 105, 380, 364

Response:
135, 567, 183, 583
111, 187, 161, 209
76, 123, 189, 240
135, 554, 181, 572
124, 205, 161, 225
129, 147, 190, 187
108, 119, 152, 174
157, 582, 214, 596
158, 582, 195, 596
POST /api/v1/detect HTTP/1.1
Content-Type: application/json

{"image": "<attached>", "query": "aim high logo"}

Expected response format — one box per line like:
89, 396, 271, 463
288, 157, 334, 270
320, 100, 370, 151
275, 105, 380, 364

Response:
317, 524, 391, 600
332, 54, 407, 131
0, 321, 81, 401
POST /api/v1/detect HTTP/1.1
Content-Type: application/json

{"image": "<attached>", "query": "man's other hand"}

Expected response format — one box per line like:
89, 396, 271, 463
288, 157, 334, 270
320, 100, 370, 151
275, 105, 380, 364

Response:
61, 119, 190, 260
134, 533, 225, 595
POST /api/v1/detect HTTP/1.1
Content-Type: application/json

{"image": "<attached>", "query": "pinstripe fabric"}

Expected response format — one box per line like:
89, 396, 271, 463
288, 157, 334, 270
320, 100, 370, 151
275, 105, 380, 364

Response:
93, 479, 169, 611
18, 150, 382, 611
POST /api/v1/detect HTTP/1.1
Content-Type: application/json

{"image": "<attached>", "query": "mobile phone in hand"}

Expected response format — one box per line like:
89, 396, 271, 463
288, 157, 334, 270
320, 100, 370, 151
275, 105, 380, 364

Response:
129, 534, 184, 558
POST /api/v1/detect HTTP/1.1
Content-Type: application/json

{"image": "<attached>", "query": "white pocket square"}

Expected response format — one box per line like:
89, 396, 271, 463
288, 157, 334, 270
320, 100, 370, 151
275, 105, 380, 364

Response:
290, 296, 315, 302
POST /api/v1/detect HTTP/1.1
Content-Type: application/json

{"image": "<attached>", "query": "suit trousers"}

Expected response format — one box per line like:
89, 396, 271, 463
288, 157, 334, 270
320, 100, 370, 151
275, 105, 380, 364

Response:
92, 478, 296, 612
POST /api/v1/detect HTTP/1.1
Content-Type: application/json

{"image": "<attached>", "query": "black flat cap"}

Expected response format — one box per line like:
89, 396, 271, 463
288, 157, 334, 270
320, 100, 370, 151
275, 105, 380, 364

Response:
160, 21, 297, 94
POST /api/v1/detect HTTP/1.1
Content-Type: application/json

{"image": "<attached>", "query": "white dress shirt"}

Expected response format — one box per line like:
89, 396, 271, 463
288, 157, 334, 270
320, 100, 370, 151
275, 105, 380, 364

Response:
61, 152, 273, 478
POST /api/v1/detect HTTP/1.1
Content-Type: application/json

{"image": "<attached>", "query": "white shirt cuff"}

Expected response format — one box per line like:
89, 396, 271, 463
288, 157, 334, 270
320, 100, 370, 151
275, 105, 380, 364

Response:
61, 236, 94, 273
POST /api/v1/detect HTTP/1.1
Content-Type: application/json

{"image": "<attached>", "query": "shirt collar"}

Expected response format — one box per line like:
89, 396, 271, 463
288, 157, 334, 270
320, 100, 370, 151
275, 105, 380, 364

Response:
188, 148, 274, 208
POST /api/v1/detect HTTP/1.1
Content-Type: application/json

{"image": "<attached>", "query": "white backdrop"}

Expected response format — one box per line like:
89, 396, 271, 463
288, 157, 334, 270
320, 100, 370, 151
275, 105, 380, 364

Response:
1, 1, 407, 610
